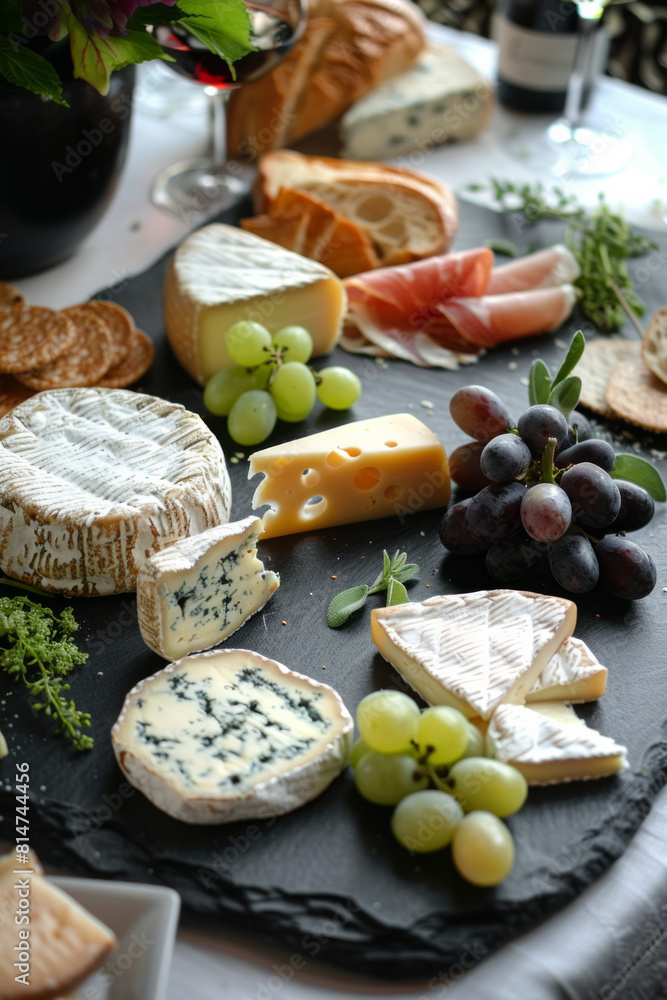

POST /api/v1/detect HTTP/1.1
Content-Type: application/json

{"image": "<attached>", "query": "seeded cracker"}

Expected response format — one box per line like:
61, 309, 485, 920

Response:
0, 306, 76, 373
0, 283, 24, 310
0, 374, 34, 417
606, 360, 667, 433
574, 338, 642, 417
16, 306, 112, 390
97, 329, 155, 388
78, 300, 134, 370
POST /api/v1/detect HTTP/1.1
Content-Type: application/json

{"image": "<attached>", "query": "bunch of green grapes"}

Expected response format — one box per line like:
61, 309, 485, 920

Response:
203, 321, 362, 446
351, 690, 527, 887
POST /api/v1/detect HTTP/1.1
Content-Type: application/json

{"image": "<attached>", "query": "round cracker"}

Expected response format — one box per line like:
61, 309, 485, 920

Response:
0, 306, 76, 374
78, 300, 134, 371
574, 337, 642, 417
606, 360, 667, 432
641, 306, 667, 387
96, 329, 155, 388
0, 374, 35, 418
16, 306, 112, 390
0, 283, 24, 311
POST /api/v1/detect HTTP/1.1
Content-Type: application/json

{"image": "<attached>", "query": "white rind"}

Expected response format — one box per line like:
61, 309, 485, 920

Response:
371, 589, 576, 720
0, 388, 231, 596
487, 703, 628, 785
527, 636, 607, 703
136, 516, 280, 659
112, 648, 353, 825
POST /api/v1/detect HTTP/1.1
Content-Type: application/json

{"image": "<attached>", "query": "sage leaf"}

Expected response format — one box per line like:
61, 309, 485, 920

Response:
391, 562, 420, 584
386, 577, 409, 607
327, 585, 370, 628
610, 455, 666, 502
529, 359, 552, 406
548, 375, 581, 419
551, 330, 586, 388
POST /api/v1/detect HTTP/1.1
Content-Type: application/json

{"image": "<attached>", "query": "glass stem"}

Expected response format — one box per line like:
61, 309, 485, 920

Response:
208, 89, 229, 172
563, 6, 602, 128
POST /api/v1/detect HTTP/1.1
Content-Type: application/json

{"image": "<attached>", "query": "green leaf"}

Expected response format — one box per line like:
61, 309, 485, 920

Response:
386, 577, 409, 607
529, 359, 551, 406
551, 330, 586, 388
391, 562, 420, 584
69, 16, 170, 93
177, 0, 255, 70
327, 585, 369, 628
0, 36, 66, 104
548, 375, 581, 419
126, 4, 187, 28
610, 455, 666, 502
105, 29, 173, 71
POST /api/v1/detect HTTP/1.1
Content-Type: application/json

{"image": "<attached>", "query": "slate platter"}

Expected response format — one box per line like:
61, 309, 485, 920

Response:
1, 202, 666, 978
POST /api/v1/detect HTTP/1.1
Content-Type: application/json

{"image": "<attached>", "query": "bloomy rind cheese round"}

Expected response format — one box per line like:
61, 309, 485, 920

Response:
0, 388, 232, 596
112, 648, 354, 825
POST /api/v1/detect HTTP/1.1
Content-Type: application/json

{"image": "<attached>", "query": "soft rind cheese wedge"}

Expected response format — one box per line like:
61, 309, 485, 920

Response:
526, 636, 607, 703
486, 703, 628, 785
164, 224, 346, 384
137, 516, 280, 660
0, 388, 232, 596
112, 648, 353, 824
249, 412, 450, 537
0, 853, 116, 1000
371, 590, 576, 720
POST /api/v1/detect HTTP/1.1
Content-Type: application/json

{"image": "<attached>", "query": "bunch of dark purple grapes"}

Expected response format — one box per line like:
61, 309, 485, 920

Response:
440, 336, 663, 600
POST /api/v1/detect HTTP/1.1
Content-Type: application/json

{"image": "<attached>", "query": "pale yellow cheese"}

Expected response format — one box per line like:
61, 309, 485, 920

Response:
164, 223, 346, 384
248, 413, 450, 538
526, 636, 607, 703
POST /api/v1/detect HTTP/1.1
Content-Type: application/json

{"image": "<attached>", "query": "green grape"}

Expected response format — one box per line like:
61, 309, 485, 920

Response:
451, 811, 515, 886
273, 325, 313, 363
459, 722, 486, 760
316, 366, 362, 410
225, 321, 272, 368
417, 706, 469, 766
349, 736, 371, 770
447, 757, 528, 818
227, 390, 277, 446
275, 404, 313, 423
253, 362, 274, 389
356, 690, 420, 754
354, 751, 428, 806
391, 790, 464, 853
203, 368, 258, 416
270, 361, 316, 418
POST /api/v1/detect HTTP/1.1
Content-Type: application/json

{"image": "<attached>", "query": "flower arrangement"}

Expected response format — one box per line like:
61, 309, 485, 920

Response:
0, 0, 254, 104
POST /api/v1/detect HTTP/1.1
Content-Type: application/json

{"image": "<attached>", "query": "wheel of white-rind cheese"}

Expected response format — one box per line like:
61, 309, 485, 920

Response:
0, 387, 232, 596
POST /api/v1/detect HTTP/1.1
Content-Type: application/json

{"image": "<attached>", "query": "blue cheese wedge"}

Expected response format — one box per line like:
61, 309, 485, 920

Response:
526, 636, 607, 703
486, 703, 628, 785
340, 42, 493, 161
371, 590, 576, 720
112, 649, 353, 824
137, 517, 279, 660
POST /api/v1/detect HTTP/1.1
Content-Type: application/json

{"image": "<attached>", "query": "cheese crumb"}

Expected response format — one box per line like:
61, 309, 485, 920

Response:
281, 620, 287, 626
420, 400, 434, 409
508, 362, 518, 371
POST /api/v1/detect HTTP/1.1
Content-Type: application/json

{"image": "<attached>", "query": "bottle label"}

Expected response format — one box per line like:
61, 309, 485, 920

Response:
495, 14, 578, 92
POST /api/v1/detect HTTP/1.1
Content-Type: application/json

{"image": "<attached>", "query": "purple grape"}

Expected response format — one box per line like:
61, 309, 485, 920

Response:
486, 531, 545, 582
520, 483, 572, 542
465, 481, 526, 545
555, 439, 616, 473
565, 410, 592, 447
548, 533, 599, 594
517, 404, 569, 458
440, 498, 488, 555
559, 462, 621, 529
449, 387, 512, 444
606, 480, 655, 533
449, 441, 492, 491
595, 536, 656, 599
480, 433, 532, 483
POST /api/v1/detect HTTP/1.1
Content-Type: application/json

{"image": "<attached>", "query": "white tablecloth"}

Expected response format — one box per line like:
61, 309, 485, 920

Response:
11, 25, 667, 999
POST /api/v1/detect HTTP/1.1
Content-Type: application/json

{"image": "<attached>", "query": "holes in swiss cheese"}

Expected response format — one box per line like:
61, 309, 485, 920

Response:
353, 467, 381, 491
301, 469, 320, 487
302, 496, 327, 519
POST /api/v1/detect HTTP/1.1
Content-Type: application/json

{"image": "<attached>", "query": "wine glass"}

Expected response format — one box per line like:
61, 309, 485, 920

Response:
151, 0, 306, 218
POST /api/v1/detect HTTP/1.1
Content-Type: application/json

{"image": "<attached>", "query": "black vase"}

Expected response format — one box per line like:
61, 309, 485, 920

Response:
0, 64, 135, 279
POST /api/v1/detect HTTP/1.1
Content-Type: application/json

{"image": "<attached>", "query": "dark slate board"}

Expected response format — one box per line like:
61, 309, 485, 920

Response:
1, 202, 667, 978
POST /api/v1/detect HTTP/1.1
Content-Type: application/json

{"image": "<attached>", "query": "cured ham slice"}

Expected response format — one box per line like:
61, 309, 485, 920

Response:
440, 285, 578, 349
487, 244, 580, 295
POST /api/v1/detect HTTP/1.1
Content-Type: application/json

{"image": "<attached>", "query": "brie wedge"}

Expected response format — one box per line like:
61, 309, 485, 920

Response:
526, 636, 607, 703
371, 590, 576, 720
112, 648, 353, 824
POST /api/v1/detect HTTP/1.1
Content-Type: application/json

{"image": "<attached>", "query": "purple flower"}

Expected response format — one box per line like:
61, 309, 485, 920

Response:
21, 0, 178, 38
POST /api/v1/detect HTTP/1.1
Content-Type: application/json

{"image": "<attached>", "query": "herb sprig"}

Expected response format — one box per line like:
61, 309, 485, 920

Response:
0, 596, 92, 751
479, 180, 658, 333
327, 550, 419, 628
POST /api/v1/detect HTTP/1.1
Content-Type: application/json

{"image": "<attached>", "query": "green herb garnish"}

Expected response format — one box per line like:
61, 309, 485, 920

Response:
482, 180, 657, 332
0, 596, 92, 751
327, 549, 419, 628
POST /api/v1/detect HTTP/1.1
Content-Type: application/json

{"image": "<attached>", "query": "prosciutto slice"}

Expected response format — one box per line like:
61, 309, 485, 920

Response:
487, 244, 580, 294
441, 285, 578, 349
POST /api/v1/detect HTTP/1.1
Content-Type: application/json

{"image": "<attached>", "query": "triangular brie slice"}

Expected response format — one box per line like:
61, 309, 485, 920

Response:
371, 589, 576, 720
486, 703, 628, 785
527, 636, 607, 703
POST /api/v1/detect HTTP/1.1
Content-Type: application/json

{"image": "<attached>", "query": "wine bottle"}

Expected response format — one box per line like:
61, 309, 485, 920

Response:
495, 0, 581, 112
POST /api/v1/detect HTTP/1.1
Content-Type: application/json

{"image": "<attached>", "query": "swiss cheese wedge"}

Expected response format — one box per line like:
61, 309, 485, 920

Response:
371, 590, 576, 720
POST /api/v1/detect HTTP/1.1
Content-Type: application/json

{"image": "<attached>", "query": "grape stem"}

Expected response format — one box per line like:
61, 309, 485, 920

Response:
541, 438, 558, 484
